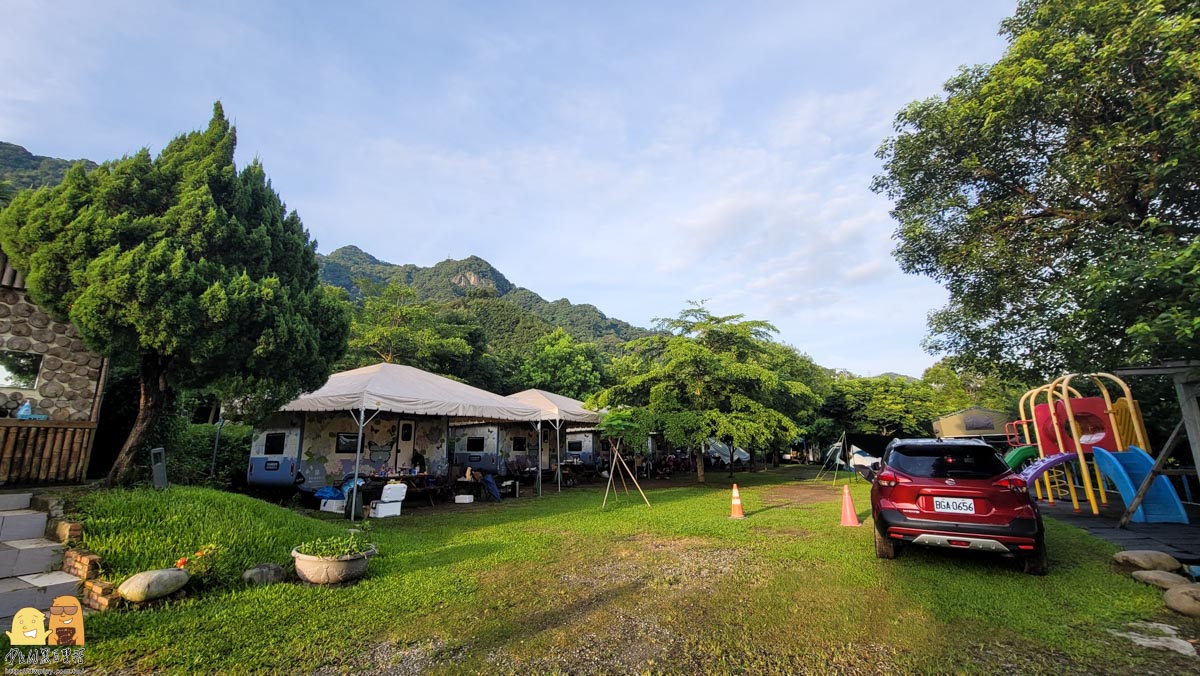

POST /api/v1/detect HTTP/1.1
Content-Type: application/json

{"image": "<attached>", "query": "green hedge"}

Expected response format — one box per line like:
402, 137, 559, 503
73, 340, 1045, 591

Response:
175, 423, 254, 488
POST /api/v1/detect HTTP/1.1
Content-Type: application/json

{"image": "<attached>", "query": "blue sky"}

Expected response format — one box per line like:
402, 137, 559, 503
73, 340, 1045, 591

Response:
1, 0, 1016, 376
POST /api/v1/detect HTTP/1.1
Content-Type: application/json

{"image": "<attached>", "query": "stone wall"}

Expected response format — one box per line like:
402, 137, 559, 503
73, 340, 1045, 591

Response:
0, 289, 104, 422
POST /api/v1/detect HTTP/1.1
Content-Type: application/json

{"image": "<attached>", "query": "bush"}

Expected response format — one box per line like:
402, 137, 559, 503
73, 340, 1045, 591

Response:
173, 423, 254, 489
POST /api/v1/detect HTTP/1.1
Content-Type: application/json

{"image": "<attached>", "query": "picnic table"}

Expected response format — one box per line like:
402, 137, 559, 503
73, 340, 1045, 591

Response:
390, 473, 442, 506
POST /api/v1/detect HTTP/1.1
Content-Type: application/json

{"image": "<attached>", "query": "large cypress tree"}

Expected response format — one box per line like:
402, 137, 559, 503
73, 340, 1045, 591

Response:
0, 103, 349, 484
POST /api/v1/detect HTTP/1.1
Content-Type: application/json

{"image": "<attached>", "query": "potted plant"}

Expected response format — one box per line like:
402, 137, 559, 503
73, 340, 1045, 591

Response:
291, 525, 377, 585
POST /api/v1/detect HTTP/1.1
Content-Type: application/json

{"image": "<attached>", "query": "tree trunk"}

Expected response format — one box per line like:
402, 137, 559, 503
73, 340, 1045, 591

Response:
106, 354, 172, 486
695, 449, 705, 483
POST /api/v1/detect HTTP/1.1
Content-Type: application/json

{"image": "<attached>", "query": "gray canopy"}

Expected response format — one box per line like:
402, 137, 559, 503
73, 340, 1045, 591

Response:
281, 363, 542, 421
505, 389, 601, 424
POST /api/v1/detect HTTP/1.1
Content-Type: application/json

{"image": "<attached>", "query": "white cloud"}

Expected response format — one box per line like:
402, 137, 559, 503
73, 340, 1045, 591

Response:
1, 0, 1016, 377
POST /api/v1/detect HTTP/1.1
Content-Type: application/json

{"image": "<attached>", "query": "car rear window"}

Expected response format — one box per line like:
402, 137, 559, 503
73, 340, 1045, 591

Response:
886, 444, 1008, 479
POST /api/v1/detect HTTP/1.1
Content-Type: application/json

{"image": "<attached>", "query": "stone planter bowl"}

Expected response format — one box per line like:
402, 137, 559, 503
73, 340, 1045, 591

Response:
291, 545, 377, 585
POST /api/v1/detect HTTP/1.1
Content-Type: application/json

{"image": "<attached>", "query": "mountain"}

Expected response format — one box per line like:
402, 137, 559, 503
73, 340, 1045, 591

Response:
877, 372, 919, 382
318, 245, 652, 350
0, 142, 97, 190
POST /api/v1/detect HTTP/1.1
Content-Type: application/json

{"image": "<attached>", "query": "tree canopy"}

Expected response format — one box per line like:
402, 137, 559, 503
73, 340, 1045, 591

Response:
819, 376, 940, 437
345, 281, 473, 371
518, 327, 605, 400
0, 103, 349, 483
873, 0, 1200, 379
592, 303, 820, 481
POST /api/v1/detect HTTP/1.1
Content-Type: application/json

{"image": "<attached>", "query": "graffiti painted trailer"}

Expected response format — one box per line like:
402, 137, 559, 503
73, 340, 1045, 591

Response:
247, 363, 542, 492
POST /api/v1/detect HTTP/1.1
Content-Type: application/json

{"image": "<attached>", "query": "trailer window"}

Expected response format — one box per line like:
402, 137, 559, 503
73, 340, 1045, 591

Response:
336, 433, 359, 454
512, 437, 526, 452
568, 441, 583, 453
264, 433, 286, 456
466, 437, 485, 453
400, 423, 413, 442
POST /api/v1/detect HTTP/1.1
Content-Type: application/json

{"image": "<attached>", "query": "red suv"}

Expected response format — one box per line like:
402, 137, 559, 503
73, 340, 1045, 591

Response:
870, 438, 1047, 575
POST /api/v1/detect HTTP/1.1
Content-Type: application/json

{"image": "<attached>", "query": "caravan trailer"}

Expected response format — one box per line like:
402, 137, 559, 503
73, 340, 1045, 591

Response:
247, 413, 306, 487
449, 423, 541, 475
248, 411, 451, 492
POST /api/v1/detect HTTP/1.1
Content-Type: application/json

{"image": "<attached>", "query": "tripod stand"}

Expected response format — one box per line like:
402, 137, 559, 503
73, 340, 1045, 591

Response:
601, 447, 651, 509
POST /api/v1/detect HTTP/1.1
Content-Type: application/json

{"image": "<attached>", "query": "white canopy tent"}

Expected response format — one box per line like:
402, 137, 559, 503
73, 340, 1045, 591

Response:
506, 389, 601, 493
281, 363, 542, 519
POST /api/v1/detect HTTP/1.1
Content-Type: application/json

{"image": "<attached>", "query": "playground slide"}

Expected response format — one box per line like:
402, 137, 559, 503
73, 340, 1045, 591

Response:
1004, 446, 1040, 471
1091, 447, 1189, 524
1017, 452, 1077, 485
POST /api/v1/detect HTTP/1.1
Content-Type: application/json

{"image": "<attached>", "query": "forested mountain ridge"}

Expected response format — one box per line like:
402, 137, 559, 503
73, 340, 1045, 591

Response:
318, 245, 652, 349
0, 141, 98, 189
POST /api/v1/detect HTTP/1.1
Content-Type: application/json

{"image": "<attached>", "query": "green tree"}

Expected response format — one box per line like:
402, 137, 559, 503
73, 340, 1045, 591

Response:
345, 281, 472, 370
0, 103, 349, 484
820, 376, 940, 437
873, 0, 1200, 379
0, 181, 14, 208
921, 360, 974, 415
518, 327, 604, 399
923, 357, 1030, 416
592, 303, 806, 482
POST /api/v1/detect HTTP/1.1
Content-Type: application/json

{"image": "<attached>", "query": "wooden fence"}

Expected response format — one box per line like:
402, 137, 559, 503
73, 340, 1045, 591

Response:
0, 420, 97, 485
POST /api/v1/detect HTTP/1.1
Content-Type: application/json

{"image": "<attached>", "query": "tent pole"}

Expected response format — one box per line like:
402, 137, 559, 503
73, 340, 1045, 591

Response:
556, 419, 563, 492
350, 404, 365, 523
536, 420, 543, 497
348, 405, 383, 522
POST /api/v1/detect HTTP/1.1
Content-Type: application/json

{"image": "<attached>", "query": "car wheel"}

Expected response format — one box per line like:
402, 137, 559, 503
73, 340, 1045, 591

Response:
874, 525, 898, 559
1022, 540, 1049, 575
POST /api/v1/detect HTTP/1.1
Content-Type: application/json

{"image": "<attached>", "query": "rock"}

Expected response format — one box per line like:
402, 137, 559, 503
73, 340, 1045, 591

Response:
1107, 629, 1197, 658
242, 563, 286, 586
1127, 621, 1182, 636
1165, 583, 1200, 618
1132, 570, 1191, 590
1113, 550, 1182, 572
117, 568, 189, 603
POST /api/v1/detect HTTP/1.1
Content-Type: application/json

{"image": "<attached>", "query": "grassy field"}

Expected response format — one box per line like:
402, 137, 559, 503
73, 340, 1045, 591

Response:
35, 467, 1200, 673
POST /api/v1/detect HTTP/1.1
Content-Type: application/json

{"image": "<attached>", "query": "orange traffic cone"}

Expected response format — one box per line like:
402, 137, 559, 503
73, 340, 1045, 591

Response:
730, 484, 745, 519
840, 484, 860, 527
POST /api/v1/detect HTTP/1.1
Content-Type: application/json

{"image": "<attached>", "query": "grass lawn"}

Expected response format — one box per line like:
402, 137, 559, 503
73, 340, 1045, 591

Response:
31, 467, 1200, 673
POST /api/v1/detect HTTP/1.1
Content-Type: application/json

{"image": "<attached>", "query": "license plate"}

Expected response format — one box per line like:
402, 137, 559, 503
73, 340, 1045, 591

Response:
933, 497, 975, 514
264, 461, 280, 471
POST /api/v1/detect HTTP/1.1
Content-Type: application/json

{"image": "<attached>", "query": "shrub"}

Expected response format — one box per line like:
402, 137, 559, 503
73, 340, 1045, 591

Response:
173, 423, 254, 489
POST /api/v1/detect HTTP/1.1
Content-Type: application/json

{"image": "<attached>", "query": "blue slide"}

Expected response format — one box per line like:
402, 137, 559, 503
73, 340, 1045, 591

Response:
1091, 447, 1189, 524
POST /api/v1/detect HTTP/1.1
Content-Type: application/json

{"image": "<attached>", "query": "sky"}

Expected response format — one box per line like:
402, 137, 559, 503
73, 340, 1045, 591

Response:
0, 0, 1017, 377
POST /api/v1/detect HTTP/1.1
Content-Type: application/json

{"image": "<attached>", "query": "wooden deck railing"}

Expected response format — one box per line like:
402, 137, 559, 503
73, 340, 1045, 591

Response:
0, 419, 97, 485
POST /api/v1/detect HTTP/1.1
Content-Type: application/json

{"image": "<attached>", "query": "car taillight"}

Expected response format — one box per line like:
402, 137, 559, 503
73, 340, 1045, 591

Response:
992, 476, 1028, 493
876, 469, 912, 487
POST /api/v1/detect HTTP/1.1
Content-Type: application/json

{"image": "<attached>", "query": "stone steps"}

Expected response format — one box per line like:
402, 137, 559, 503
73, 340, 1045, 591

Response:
0, 509, 47, 541
0, 492, 32, 511
0, 493, 78, 621
0, 571, 80, 620
0, 538, 64, 577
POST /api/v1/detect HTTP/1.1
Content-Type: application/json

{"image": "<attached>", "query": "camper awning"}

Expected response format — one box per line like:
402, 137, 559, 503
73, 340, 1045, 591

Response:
281, 363, 543, 421
505, 389, 601, 424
